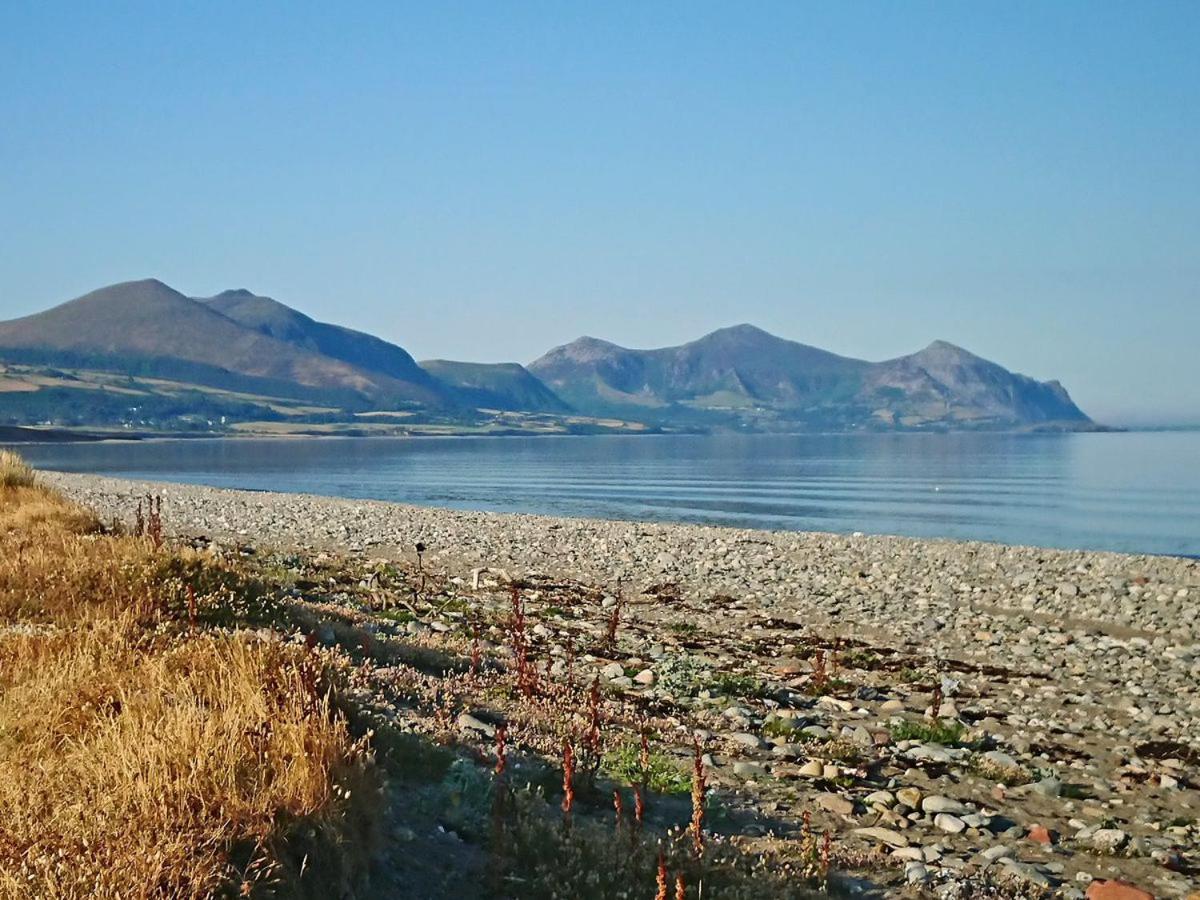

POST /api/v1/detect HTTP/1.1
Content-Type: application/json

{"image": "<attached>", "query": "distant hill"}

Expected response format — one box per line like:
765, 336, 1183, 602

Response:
0, 280, 444, 406
0, 279, 1095, 433
199, 289, 449, 403
529, 325, 1093, 430
419, 359, 569, 413
861, 340, 1090, 427
529, 325, 864, 415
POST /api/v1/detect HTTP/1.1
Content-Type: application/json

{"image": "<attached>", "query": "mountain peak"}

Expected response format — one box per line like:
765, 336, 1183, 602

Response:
539, 336, 628, 365
923, 339, 969, 353
128, 277, 172, 290
711, 323, 770, 338
912, 339, 980, 362
692, 323, 779, 347
86, 278, 181, 299
569, 335, 622, 349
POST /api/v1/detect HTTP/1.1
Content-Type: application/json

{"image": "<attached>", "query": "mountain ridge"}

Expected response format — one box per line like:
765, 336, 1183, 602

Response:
0, 278, 1096, 433
0, 279, 420, 402
529, 328, 1091, 430
419, 359, 570, 413
197, 288, 451, 404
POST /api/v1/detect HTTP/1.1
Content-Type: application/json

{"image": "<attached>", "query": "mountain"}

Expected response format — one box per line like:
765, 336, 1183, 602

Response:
862, 341, 1089, 427
199, 289, 447, 402
529, 325, 865, 415
0, 279, 1095, 433
0, 279, 445, 406
529, 326, 1092, 430
419, 360, 569, 413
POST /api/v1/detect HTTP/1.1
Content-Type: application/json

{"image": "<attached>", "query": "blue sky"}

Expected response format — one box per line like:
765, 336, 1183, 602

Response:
1, 2, 1197, 424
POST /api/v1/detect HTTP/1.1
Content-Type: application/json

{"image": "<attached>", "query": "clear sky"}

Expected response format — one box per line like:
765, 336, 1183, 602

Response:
1, 2, 1197, 425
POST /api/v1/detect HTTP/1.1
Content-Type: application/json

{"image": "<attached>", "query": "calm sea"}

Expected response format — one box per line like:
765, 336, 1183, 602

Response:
10, 431, 1200, 558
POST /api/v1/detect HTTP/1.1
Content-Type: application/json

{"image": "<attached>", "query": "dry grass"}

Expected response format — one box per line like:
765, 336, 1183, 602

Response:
0, 451, 35, 488
0, 477, 381, 898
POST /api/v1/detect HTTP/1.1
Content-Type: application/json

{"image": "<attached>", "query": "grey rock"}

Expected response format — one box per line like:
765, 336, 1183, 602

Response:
853, 826, 910, 848
727, 732, 765, 749
733, 761, 768, 779
456, 713, 495, 737
922, 796, 970, 815
934, 813, 966, 834
1091, 828, 1128, 853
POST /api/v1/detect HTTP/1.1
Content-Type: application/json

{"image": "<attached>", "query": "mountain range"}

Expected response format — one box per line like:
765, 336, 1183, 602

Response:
0, 279, 1094, 433
528, 325, 1089, 430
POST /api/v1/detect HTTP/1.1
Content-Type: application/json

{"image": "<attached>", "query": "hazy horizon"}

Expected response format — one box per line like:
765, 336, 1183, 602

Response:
2, 2, 1197, 426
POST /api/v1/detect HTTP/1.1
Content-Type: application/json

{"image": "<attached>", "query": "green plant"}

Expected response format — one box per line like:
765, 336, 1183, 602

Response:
439, 758, 495, 837
808, 739, 862, 764
838, 649, 881, 670
376, 607, 417, 624
654, 654, 711, 697
802, 676, 851, 697
763, 718, 804, 739
889, 719, 968, 745
709, 671, 767, 698
604, 739, 691, 794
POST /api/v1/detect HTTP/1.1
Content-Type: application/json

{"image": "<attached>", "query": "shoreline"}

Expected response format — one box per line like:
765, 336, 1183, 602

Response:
1, 423, 1135, 446
45, 470, 1199, 642
35, 464, 1200, 562
43, 469, 1200, 896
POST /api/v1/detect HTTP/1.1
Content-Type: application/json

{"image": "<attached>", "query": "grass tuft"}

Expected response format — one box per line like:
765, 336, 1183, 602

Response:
0, 480, 381, 898
0, 451, 34, 488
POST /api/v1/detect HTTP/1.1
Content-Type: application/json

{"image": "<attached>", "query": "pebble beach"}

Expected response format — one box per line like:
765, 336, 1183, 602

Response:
46, 471, 1200, 897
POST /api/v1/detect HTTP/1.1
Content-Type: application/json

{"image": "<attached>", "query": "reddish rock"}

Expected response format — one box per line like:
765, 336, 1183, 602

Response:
1026, 824, 1055, 845
1086, 880, 1155, 900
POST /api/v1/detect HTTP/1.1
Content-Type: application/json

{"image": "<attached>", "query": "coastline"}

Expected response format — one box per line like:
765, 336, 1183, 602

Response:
45, 470, 1198, 643
2, 420, 1126, 444
43, 470, 1200, 896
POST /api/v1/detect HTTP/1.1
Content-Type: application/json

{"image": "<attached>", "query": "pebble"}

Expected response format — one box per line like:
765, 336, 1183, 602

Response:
922, 796, 969, 815
895, 787, 923, 809
733, 761, 768, 779
853, 827, 910, 848
727, 732, 764, 749
815, 793, 855, 817
1091, 829, 1129, 853
934, 813, 966, 834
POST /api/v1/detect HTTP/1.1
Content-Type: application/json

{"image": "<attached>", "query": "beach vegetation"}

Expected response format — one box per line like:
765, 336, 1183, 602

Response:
604, 738, 691, 794
0, 473, 380, 898
0, 450, 34, 488
889, 718, 968, 746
